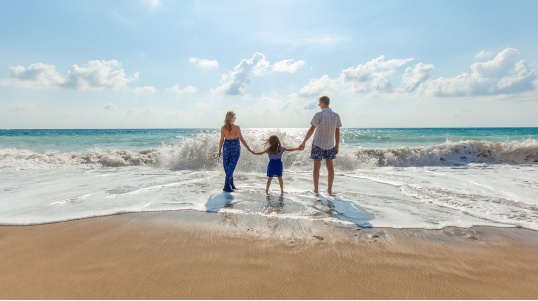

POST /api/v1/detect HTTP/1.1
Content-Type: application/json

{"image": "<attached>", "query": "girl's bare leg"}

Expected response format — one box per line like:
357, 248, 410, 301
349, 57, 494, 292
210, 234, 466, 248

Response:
277, 177, 284, 194
266, 177, 273, 194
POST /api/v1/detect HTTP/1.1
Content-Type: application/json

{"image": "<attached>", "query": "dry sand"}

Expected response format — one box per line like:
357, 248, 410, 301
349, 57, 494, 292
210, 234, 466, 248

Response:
1, 211, 538, 299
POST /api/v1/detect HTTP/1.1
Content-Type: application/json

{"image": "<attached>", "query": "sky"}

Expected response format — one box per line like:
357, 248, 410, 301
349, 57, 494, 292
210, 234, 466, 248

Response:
1, 0, 538, 129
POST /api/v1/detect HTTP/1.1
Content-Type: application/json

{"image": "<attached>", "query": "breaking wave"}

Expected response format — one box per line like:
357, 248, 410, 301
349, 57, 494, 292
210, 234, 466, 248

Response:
1, 132, 537, 171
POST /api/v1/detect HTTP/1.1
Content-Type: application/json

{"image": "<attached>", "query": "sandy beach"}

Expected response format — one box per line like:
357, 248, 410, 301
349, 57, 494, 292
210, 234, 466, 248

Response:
3, 0, 538, 299
1, 211, 538, 299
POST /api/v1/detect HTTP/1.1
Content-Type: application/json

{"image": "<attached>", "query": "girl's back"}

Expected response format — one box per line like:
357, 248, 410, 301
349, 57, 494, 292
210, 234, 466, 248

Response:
267, 147, 285, 160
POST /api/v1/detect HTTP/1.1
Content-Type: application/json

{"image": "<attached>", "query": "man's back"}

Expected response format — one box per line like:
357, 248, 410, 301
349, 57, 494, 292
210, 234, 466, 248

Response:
311, 108, 342, 150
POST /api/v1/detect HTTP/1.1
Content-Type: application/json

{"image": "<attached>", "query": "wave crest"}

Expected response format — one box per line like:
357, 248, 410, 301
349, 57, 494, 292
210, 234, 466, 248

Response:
353, 139, 538, 167
1, 134, 537, 171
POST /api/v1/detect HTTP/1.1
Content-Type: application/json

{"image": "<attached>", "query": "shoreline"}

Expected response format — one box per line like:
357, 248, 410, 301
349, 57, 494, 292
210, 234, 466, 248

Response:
2, 211, 538, 299
2, 208, 533, 230
2, 212, 536, 237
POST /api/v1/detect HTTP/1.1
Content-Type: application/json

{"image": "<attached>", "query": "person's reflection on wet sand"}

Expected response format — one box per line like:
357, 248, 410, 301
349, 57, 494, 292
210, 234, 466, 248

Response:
264, 194, 285, 214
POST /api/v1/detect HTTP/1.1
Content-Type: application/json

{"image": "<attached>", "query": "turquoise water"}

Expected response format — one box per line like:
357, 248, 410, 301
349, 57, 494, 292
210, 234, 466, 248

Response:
0, 128, 217, 153
340, 128, 538, 147
2, 127, 538, 229
1, 128, 537, 153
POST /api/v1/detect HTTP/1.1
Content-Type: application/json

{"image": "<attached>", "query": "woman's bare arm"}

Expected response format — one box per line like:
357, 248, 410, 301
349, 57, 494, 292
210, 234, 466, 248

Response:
236, 126, 253, 153
218, 127, 225, 158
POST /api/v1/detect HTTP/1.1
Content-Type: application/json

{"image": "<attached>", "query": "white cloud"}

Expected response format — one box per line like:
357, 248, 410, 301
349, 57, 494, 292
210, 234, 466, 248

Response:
425, 48, 536, 97
303, 100, 318, 110
211, 52, 270, 95
400, 63, 435, 92
63, 60, 138, 91
1, 60, 139, 91
298, 74, 336, 97
472, 48, 520, 79
104, 103, 118, 111
189, 58, 218, 69
273, 59, 306, 73
166, 84, 197, 94
1, 63, 65, 88
475, 50, 495, 59
341, 55, 413, 93
133, 86, 157, 94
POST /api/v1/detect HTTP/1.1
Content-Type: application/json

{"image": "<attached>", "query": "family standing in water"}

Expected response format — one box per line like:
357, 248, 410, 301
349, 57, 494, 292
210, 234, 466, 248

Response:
218, 95, 342, 195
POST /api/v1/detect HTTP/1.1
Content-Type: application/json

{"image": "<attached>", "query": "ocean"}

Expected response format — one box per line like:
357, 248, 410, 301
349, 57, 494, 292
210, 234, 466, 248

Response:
1, 128, 537, 230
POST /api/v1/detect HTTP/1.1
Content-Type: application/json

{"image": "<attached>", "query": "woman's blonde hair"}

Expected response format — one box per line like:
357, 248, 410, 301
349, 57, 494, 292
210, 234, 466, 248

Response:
223, 111, 235, 132
264, 135, 282, 155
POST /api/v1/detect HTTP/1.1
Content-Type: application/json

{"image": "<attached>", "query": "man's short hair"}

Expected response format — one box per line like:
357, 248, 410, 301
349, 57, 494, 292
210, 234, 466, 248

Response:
319, 96, 330, 105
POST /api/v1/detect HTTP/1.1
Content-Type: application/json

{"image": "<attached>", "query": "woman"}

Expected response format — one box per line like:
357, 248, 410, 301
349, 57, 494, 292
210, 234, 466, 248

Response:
218, 111, 253, 192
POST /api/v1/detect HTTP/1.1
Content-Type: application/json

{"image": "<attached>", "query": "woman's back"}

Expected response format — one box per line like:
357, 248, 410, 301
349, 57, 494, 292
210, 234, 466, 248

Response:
222, 125, 239, 140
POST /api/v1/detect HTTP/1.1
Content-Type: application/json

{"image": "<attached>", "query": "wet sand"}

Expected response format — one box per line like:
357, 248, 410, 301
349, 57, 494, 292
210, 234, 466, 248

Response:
1, 211, 538, 299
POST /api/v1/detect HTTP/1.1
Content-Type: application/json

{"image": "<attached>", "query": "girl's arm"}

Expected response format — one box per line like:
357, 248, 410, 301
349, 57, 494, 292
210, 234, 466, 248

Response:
236, 126, 253, 153
218, 127, 225, 158
285, 147, 300, 152
251, 150, 266, 155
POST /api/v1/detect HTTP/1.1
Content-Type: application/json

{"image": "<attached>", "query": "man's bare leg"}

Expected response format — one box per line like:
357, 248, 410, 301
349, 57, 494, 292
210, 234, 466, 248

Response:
326, 159, 334, 194
313, 160, 321, 193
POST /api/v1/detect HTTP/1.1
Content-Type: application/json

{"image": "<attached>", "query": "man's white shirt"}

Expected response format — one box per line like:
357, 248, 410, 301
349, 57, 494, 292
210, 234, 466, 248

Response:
310, 108, 342, 150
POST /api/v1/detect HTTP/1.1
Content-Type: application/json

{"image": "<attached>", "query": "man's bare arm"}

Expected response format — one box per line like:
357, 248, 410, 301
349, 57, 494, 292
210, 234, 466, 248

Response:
298, 125, 316, 150
335, 127, 340, 155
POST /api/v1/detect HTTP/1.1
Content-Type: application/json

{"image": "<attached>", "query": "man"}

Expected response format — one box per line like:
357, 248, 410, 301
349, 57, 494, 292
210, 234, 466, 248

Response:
298, 95, 342, 195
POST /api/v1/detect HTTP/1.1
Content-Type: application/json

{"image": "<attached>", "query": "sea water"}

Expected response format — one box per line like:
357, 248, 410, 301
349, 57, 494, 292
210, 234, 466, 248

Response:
1, 128, 537, 230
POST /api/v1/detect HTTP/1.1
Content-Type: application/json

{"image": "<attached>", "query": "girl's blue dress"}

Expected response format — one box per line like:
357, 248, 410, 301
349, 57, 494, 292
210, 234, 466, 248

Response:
267, 147, 285, 177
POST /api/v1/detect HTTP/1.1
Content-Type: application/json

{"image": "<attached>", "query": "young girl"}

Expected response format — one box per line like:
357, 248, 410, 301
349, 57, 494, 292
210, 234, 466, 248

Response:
251, 135, 299, 194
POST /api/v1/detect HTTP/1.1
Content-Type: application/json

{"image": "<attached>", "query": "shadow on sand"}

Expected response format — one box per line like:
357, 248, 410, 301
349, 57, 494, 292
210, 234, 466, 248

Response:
205, 192, 235, 213
317, 195, 374, 228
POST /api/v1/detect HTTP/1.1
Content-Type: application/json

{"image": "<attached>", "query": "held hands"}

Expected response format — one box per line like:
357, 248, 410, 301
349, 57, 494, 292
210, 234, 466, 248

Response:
249, 146, 306, 154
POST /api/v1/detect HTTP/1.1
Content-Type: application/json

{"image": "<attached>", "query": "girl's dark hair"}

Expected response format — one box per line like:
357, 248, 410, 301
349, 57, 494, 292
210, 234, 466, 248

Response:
264, 135, 282, 155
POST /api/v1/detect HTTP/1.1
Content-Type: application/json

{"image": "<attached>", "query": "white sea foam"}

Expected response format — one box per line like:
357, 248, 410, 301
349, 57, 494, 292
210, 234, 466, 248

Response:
0, 168, 524, 229
1, 131, 537, 230
345, 164, 538, 230
1, 133, 537, 171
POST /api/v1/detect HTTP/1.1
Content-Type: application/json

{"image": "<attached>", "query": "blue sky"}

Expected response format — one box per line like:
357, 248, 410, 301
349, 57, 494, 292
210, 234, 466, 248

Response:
1, 0, 537, 128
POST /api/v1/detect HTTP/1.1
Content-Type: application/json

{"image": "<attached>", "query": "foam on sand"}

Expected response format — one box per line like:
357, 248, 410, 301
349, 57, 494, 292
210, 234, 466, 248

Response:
1, 130, 537, 230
